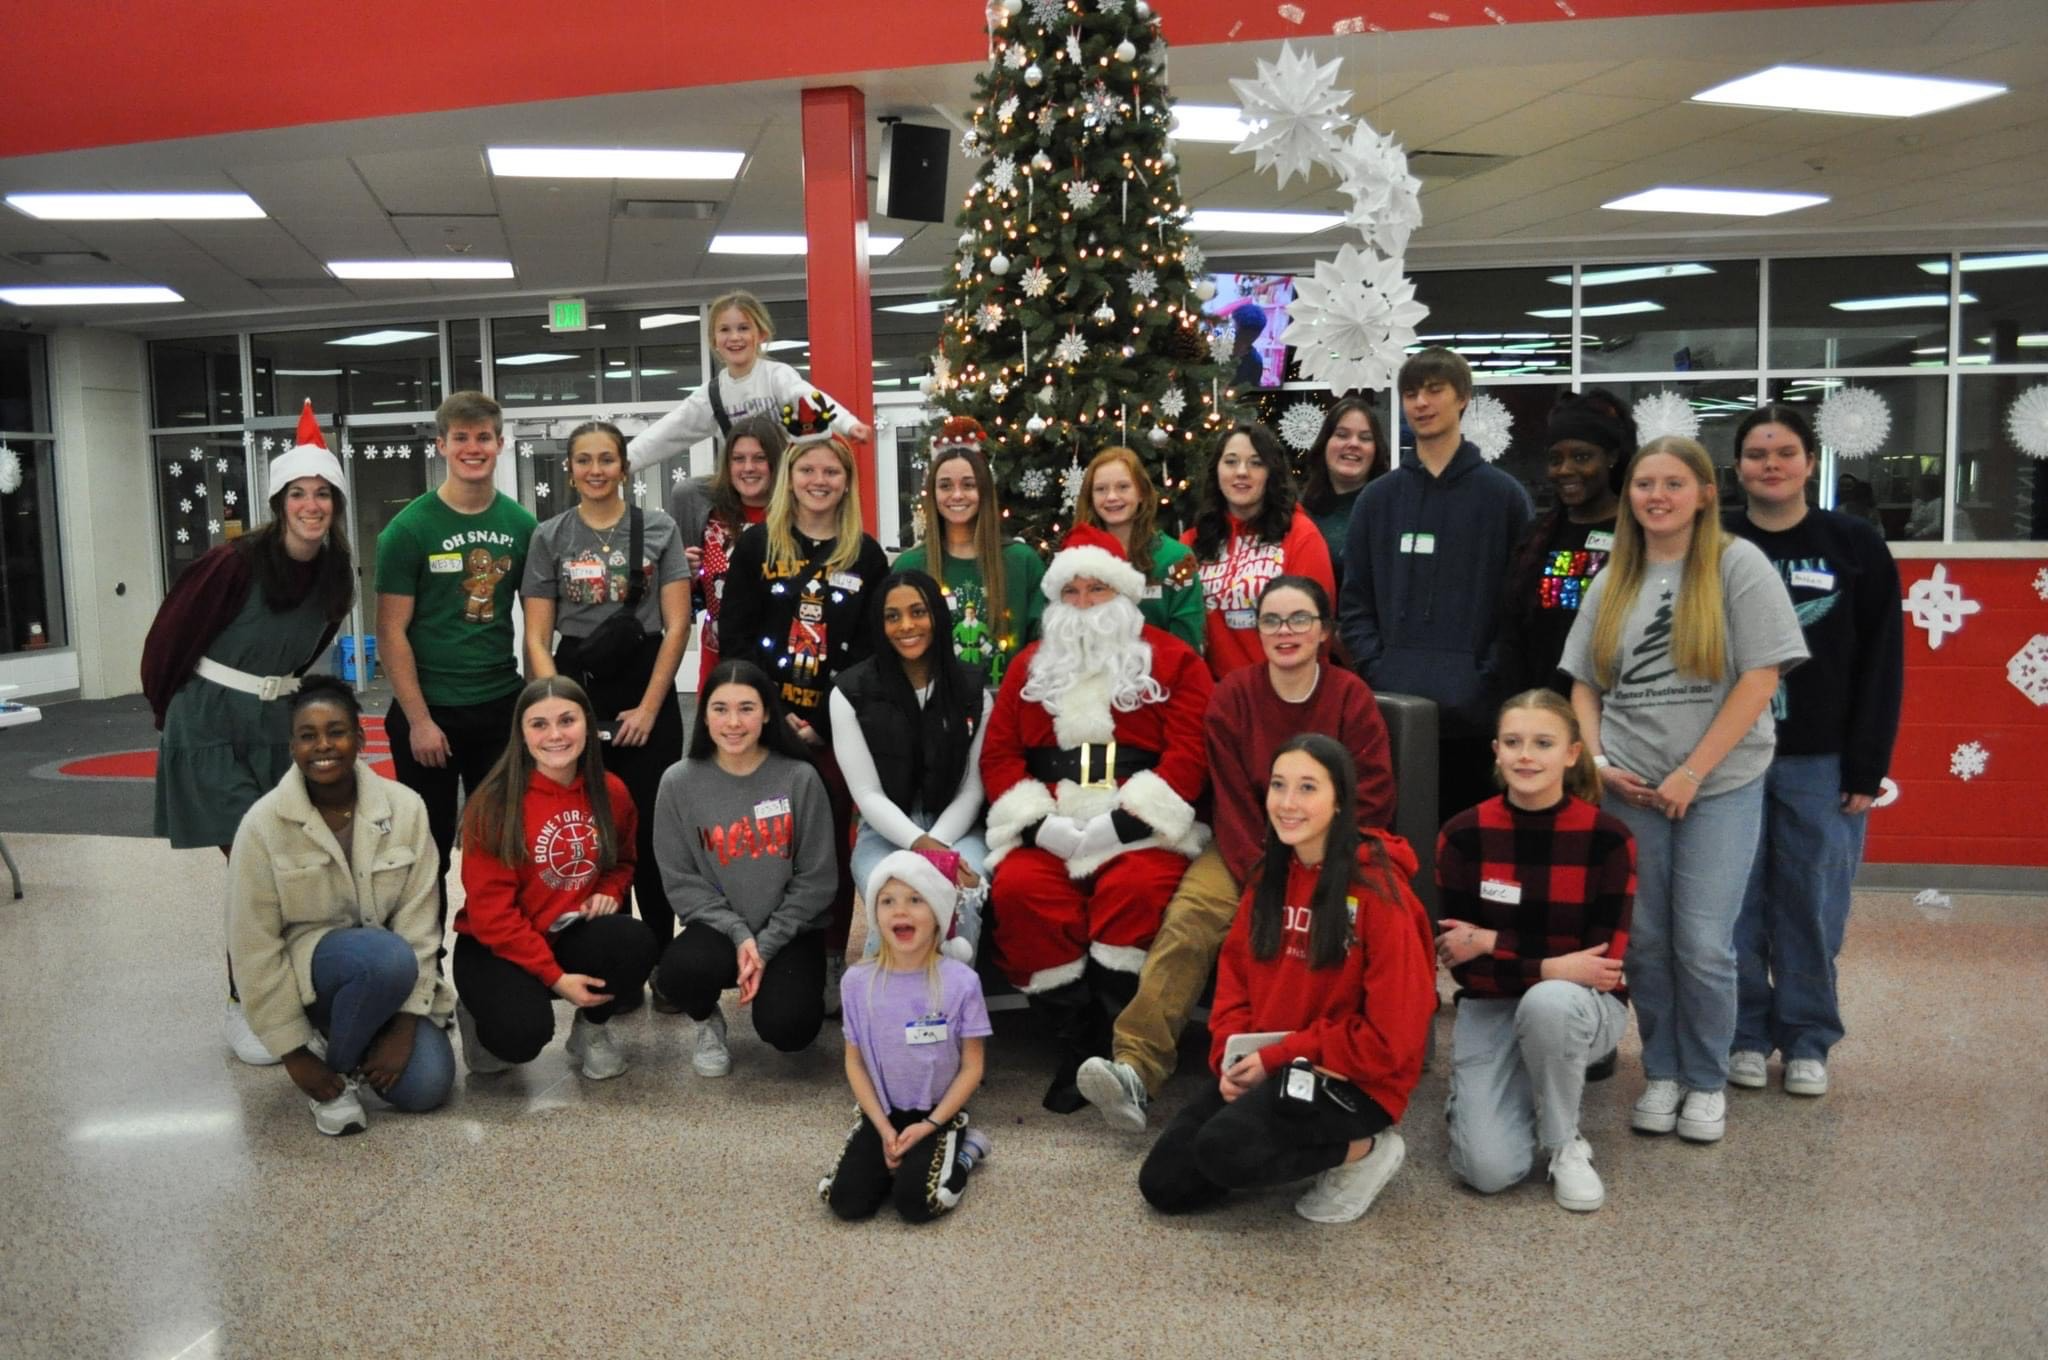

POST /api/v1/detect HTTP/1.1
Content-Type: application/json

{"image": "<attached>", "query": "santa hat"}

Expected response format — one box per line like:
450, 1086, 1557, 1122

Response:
929, 415, 987, 459
1040, 521, 1146, 605
865, 849, 973, 963
779, 390, 840, 447
267, 399, 349, 499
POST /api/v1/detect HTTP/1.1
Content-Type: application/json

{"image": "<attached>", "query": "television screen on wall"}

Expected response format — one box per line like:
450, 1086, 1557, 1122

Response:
1201, 273, 1295, 390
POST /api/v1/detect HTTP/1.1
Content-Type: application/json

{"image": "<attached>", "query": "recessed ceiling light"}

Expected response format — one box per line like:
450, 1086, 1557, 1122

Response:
5, 192, 264, 220
708, 234, 903, 256
327, 260, 514, 280
1527, 301, 1665, 319
495, 352, 577, 366
0, 285, 183, 304
1604, 187, 1827, 217
1548, 264, 1715, 287
880, 299, 953, 314
487, 147, 745, 179
1185, 209, 1344, 234
1691, 65, 2005, 119
326, 329, 437, 347
1831, 293, 1975, 312
1169, 105, 1254, 143
638, 312, 699, 330
1918, 252, 2048, 275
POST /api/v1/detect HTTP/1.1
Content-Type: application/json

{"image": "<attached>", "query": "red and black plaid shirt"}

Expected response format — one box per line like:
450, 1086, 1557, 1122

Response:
1435, 794, 1635, 1003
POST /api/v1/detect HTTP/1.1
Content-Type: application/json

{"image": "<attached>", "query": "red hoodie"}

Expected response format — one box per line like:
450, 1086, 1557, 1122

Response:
1182, 505, 1336, 680
454, 771, 637, 986
1208, 830, 1437, 1121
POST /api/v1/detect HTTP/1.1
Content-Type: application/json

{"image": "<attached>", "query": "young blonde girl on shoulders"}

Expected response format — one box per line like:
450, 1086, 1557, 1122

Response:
820, 850, 993, 1224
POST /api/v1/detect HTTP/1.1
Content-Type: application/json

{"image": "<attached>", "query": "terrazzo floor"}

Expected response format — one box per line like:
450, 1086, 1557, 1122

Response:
0, 830, 2042, 1359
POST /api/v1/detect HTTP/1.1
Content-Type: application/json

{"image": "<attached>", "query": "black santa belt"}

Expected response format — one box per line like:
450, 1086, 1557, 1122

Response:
1025, 742, 1160, 789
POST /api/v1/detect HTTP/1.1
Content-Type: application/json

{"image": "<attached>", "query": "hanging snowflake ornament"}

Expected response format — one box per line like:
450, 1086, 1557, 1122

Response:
2008, 634, 2048, 706
1279, 243, 1429, 396
1901, 562, 1980, 649
1633, 391, 1702, 444
1157, 386, 1187, 420
931, 353, 953, 390
989, 155, 1019, 195
1061, 457, 1087, 509
176, 527, 190, 544
998, 95, 1020, 125
1098, 0, 1124, 12
1083, 82, 1124, 128
1034, 103, 1056, 134
1463, 392, 1515, 462
1949, 740, 1989, 782
1816, 385, 1892, 459
1208, 328, 1235, 365
1277, 401, 1326, 452
1019, 263, 1053, 298
1004, 45, 1028, 70
1065, 28, 1083, 64
2033, 566, 2048, 602
1229, 42, 1352, 190
1331, 122, 1425, 256
1066, 179, 1098, 213
1052, 329, 1089, 365
0, 448, 20, 495
1182, 243, 1206, 275
1019, 467, 1052, 498
1129, 267, 1159, 299
956, 255, 975, 280
2005, 383, 2048, 460
977, 302, 1005, 333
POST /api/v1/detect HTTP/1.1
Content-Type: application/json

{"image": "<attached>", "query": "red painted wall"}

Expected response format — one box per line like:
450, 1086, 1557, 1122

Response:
1869, 558, 2048, 868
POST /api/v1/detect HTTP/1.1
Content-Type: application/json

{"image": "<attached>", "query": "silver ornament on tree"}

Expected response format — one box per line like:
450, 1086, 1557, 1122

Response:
990, 252, 1012, 275
1025, 62, 1044, 87
1032, 150, 1054, 172
958, 230, 974, 250
1026, 413, 1049, 434
990, 378, 1010, 401
1194, 279, 1217, 300
1002, 0, 1022, 12
1148, 426, 1169, 447
1115, 38, 1137, 62
1092, 302, 1116, 325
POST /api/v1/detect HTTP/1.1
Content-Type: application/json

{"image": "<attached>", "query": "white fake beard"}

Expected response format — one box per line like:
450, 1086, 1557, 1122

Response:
1022, 597, 1166, 724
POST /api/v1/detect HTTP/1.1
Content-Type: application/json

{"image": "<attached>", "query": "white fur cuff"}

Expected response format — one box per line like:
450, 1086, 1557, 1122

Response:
1088, 941, 1150, 975
984, 778, 1056, 868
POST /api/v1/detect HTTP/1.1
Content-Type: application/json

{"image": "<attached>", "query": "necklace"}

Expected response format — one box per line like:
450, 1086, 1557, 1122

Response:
580, 505, 627, 559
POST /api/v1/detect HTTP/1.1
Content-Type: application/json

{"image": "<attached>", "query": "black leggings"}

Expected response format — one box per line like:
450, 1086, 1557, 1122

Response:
451, 916, 658, 1064
656, 925, 826, 1053
821, 1108, 971, 1224
1139, 1075, 1392, 1215
386, 693, 518, 923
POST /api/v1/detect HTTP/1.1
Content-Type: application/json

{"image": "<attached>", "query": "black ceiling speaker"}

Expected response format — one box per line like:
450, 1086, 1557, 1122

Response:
877, 121, 949, 224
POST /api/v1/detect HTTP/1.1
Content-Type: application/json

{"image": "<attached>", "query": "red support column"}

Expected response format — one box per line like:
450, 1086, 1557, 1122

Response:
800, 86, 878, 531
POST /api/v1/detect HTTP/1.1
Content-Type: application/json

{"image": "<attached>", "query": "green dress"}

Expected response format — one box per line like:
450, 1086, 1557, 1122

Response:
894, 539, 1047, 687
153, 573, 334, 848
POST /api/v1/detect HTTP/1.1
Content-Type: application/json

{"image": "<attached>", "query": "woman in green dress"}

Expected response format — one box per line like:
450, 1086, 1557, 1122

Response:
1072, 444, 1204, 654
893, 417, 1045, 687
142, 401, 355, 1066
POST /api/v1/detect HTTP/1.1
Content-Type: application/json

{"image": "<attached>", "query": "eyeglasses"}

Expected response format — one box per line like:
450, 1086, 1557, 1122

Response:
1256, 611, 1322, 634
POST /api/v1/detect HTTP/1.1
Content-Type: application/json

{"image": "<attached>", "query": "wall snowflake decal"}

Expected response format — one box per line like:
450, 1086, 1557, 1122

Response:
1633, 390, 1702, 444
1901, 562, 1981, 649
672, 467, 687, 485
1463, 392, 1515, 462
260, 437, 276, 453
1129, 266, 1159, 299
216, 457, 231, 473
1052, 329, 1089, 365
223, 490, 238, 507
1065, 179, 1098, 213
1816, 385, 1892, 459
207, 519, 221, 536
2033, 566, 2048, 602
989, 155, 1019, 195
1948, 740, 1988, 782
1157, 386, 1187, 420
168, 462, 183, 477
632, 478, 647, 499
535, 482, 550, 498
2007, 634, 2048, 707
1019, 263, 1052, 298
176, 527, 190, 544
193, 483, 207, 499
1228, 42, 1351, 189
179, 498, 192, 513
2005, 383, 2048, 460
1278, 400, 1326, 452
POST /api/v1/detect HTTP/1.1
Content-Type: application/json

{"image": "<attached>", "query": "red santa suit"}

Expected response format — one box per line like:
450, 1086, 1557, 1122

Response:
980, 530, 1214, 994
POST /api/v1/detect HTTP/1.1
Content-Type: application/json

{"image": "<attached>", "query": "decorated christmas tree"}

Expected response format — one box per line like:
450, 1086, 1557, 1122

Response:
929, 0, 1225, 547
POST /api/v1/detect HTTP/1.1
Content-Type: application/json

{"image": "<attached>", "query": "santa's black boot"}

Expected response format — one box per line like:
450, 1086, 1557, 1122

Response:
1030, 979, 1094, 1114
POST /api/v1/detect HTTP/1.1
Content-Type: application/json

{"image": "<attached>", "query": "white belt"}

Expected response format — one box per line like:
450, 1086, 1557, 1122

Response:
194, 656, 302, 702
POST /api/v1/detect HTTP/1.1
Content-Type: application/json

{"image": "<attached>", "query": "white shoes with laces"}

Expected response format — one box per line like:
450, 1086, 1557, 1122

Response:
693, 1010, 731, 1078
1548, 1136, 1605, 1212
565, 1012, 627, 1080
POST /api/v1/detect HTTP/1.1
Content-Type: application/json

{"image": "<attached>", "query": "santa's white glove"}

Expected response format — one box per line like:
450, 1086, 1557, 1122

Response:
1071, 813, 1125, 864
1033, 816, 1086, 860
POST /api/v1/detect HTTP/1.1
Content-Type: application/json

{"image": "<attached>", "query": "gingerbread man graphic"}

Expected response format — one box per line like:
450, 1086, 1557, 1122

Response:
462, 546, 513, 622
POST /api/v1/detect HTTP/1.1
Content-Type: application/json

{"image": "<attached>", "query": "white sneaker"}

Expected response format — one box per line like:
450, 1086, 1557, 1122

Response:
1783, 1058, 1829, 1097
1548, 1136, 1605, 1212
693, 1010, 731, 1078
309, 1079, 367, 1137
1677, 1088, 1727, 1143
456, 1002, 511, 1075
1631, 1079, 1682, 1135
822, 953, 846, 1018
1075, 1057, 1149, 1133
225, 1001, 281, 1066
1295, 1131, 1405, 1224
565, 1013, 628, 1080
1728, 1050, 1769, 1089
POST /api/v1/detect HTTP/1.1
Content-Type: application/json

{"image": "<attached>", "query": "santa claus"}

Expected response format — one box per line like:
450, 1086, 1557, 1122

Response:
981, 524, 1213, 1111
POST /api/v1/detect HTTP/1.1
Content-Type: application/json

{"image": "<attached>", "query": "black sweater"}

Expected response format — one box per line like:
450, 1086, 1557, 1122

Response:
716, 524, 889, 738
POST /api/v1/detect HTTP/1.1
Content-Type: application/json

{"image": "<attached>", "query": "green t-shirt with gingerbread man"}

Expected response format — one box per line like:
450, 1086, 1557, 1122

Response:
375, 489, 538, 707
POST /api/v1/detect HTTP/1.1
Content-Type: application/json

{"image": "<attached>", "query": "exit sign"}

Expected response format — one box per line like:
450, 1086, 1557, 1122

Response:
549, 297, 588, 332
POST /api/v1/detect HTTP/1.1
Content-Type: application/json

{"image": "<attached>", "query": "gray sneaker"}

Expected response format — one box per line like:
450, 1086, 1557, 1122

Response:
693, 1010, 731, 1078
309, 1079, 367, 1137
1783, 1058, 1829, 1097
1075, 1056, 1149, 1132
565, 1013, 628, 1080
456, 1002, 511, 1075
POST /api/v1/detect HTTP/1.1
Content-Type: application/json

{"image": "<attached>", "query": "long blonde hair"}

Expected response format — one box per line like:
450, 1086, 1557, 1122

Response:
1494, 688, 1602, 804
765, 436, 866, 577
1589, 435, 1730, 688
861, 876, 946, 1012
1073, 445, 1161, 576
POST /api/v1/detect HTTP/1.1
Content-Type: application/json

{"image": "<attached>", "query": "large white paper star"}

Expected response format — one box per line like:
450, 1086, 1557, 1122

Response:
1279, 243, 1429, 395
1229, 42, 1351, 190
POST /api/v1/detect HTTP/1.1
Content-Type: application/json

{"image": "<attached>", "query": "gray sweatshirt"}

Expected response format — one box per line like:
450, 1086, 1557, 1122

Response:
652, 751, 836, 962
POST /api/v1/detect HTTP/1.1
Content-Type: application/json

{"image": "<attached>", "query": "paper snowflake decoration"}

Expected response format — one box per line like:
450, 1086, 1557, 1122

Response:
1816, 386, 1891, 460
193, 483, 207, 499
632, 478, 647, 499
260, 436, 276, 453
1183, 243, 1206, 275
1129, 267, 1159, 299
989, 156, 1018, 195
998, 96, 1020, 125
1279, 243, 1429, 396
207, 519, 221, 535
1028, 0, 1066, 26
216, 457, 231, 473
956, 255, 974, 280
1066, 29, 1083, 64
1633, 390, 1702, 444
2034, 566, 2048, 602
1052, 329, 1089, 365
1004, 45, 1028, 70
1901, 563, 1980, 650
516, 440, 534, 458
1066, 179, 1098, 213
2005, 384, 2048, 460
1019, 263, 1053, 298
2008, 634, 2048, 706
535, 482, 550, 499
1331, 122, 1424, 256
672, 467, 687, 485
1019, 467, 1052, 498
1949, 740, 1988, 782
179, 498, 192, 513
1098, 0, 1124, 13
1083, 82, 1124, 128
1464, 392, 1515, 462
1036, 106, 1058, 137
1278, 400, 1326, 452
1229, 42, 1352, 190
176, 527, 190, 544
977, 302, 1006, 333
1157, 386, 1187, 420
1061, 458, 1087, 509
1208, 328, 1235, 365
168, 462, 183, 477
223, 490, 238, 507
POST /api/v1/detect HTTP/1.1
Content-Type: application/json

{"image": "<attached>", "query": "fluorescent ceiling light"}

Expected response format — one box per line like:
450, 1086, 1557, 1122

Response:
495, 352, 577, 366
273, 368, 345, 376
880, 299, 953, 314
1185, 209, 1343, 234
1169, 104, 1254, 143
1919, 252, 2048, 275
1527, 301, 1664, 319
1830, 293, 1975, 312
327, 329, 435, 347
1691, 65, 2005, 119
2014, 335, 2048, 348
1911, 347, 1947, 356
638, 312, 698, 330
487, 147, 744, 180
708, 234, 903, 256
1549, 264, 1715, 287
1603, 187, 1827, 217
327, 260, 514, 280
6, 191, 265, 220
762, 339, 807, 353
0, 285, 182, 304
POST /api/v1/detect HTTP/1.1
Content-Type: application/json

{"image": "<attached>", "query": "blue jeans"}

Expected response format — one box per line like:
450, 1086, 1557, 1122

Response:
1610, 776, 1766, 1093
308, 927, 454, 1112
1734, 753, 1865, 1063
851, 813, 989, 960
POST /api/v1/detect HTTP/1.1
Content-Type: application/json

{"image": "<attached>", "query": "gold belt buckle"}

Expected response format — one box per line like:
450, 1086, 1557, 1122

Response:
1079, 740, 1118, 789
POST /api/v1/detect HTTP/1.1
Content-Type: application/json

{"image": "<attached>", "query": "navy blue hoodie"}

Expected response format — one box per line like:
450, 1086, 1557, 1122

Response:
1338, 440, 1532, 737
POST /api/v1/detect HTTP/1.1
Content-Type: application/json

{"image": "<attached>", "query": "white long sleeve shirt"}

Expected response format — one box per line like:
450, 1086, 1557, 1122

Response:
626, 360, 859, 469
829, 686, 993, 849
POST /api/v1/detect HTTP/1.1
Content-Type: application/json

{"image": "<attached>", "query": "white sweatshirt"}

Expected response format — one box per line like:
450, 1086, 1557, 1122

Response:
626, 360, 859, 469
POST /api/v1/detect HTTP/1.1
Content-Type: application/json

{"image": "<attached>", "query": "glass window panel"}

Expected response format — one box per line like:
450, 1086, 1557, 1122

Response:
1769, 255, 1949, 369
1570, 379, 1760, 497
874, 294, 948, 399
491, 313, 599, 406
450, 320, 483, 394
0, 435, 67, 651
600, 348, 635, 405
1954, 373, 2048, 542
149, 334, 242, 427
504, 417, 572, 519
634, 349, 699, 406
1956, 253, 2048, 366
1468, 383, 1573, 507
340, 423, 438, 601
154, 433, 255, 587
251, 324, 440, 418
1409, 268, 1575, 377
0, 334, 52, 432
1578, 259, 1759, 374
1764, 375, 1946, 544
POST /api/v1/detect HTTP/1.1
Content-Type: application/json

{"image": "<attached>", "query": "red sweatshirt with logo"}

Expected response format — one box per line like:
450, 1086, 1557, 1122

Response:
1208, 831, 1437, 1121
1182, 505, 1336, 680
454, 771, 637, 986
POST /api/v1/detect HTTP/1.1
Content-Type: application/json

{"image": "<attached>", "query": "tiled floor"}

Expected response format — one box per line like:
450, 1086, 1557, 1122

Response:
2, 831, 2042, 1359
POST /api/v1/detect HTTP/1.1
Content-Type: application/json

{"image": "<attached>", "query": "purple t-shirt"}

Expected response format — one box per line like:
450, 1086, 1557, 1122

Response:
840, 957, 992, 1114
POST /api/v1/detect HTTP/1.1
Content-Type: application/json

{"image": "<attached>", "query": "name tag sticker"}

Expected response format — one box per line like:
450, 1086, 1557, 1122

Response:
753, 797, 791, 820
1224, 608, 1258, 630
1585, 530, 1616, 552
1401, 532, 1436, 555
905, 1019, 949, 1046
566, 560, 605, 581
827, 572, 865, 592
1480, 878, 1522, 905
1142, 584, 1163, 600
427, 552, 462, 574
1790, 568, 1836, 591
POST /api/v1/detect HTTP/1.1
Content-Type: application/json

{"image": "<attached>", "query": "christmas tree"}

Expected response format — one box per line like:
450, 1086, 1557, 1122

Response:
929, 0, 1225, 547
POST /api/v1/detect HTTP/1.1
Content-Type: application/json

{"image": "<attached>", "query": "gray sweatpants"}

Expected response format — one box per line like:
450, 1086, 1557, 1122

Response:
1446, 980, 1629, 1194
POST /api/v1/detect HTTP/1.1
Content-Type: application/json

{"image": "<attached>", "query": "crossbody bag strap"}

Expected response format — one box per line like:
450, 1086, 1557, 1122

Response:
623, 507, 648, 607
706, 372, 734, 439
